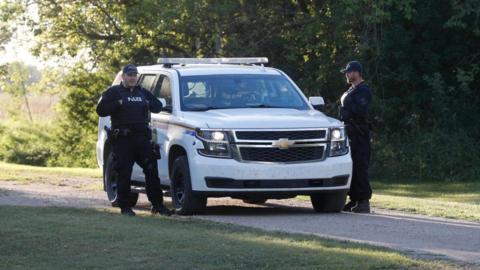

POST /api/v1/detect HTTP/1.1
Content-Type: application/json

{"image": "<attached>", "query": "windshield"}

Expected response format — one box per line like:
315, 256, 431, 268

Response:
179, 74, 309, 111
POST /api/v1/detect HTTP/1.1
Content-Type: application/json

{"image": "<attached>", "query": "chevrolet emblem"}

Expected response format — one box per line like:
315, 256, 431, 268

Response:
273, 138, 294, 149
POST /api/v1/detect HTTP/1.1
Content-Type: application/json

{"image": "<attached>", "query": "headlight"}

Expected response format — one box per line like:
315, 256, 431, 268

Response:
331, 129, 342, 140
196, 129, 232, 158
196, 130, 228, 142
329, 127, 348, 156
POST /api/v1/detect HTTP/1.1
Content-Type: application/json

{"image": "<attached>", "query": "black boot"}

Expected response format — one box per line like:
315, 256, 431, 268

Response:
351, 200, 370, 213
121, 207, 136, 216
343, 200, 357, 212
151, 203, 174, 216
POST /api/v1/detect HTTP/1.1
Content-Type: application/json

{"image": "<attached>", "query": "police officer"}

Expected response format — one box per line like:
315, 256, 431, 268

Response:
96, 64, 173, 216
339, 61, 372, 213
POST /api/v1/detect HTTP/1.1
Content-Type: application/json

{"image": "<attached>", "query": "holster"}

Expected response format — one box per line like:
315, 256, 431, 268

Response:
152, 141, 161, 159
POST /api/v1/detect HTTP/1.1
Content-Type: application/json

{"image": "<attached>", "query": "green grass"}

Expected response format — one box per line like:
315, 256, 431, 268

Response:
2, 161, 479, 222
0, 206, 459, 270
371, 181, 480, 222
0, 162, 102, 190
0, 161, 101, 181
372, 181, 480, 204
299, 180, 480, 222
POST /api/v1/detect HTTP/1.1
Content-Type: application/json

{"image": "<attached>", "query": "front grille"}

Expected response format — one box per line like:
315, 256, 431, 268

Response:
239, 146, 325, 162
235, 130, 326, 141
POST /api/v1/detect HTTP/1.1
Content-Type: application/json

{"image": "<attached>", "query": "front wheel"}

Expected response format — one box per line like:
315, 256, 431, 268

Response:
171, 156, 207, 215
104, 152, 139, 208
310, 190, 347, 213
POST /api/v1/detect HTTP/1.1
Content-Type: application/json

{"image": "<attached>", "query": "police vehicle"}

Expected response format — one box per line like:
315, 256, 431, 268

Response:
96, 58, 352, 215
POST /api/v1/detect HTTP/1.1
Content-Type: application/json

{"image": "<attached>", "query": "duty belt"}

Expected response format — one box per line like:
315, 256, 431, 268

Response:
105, 126, 151, 138
104, 126, 131, 138
116, 128, 132, 137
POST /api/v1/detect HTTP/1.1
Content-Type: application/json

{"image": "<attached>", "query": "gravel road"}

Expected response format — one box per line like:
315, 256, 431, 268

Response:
1, 180, 479, 266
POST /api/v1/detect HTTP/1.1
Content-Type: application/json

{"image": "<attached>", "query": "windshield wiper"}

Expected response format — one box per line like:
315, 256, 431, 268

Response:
187, 104, 297, 111
187, 106, 237, 111
246, 104, 292, 109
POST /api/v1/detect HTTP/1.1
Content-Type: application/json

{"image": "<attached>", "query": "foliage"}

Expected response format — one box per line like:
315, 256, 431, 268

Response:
0, 120, 56, 166
51, 65, 111, 167
0, 1, 479, 180
0, 61, 41, 121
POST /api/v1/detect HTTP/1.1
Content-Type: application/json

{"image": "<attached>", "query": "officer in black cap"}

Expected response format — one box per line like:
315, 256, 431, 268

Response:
339, 60, 372, 213
96, 64, 173, 216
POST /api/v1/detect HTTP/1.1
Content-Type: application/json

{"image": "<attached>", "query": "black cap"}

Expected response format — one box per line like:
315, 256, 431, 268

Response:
340, 61, 363, 74
122, 64, 138, 74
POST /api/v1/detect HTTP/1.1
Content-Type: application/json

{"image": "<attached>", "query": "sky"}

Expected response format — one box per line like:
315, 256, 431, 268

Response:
0, 3, 44, 67
0, 25, 43, 67
0, 22, 86, 70
0, 3, 81, 69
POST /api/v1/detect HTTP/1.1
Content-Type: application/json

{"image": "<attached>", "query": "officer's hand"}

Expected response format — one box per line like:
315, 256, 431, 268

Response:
118, 99, 123, 105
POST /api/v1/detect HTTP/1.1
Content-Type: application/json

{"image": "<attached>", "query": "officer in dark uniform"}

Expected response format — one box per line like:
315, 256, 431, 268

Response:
96, 64, 173, 216
339, 61, 372, 213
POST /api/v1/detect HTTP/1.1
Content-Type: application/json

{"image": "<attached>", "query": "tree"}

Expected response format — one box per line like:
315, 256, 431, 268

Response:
0, 61, 40, 122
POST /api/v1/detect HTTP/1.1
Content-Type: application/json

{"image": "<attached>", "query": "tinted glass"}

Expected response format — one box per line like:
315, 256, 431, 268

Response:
179, 74, 308, 111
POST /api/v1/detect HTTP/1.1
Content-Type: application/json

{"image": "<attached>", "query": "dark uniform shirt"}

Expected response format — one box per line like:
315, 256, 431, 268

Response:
340, 81, 372, 125
96, 84, 162, 129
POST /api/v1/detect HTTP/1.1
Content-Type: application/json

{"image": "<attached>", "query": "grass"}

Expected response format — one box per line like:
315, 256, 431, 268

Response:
0, 162, 102, 190
0, 206, 459, 270
0, 161, 101, 179
298, 179, 480, 222
0, 92, 59, 122
2, 161, 479, 222
370, 181, 480, 222
372, 181, 480, 204
300, 180, 480, 222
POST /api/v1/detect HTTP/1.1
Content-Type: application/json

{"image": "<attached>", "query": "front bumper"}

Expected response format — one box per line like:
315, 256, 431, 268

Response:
188, 152, 352, 193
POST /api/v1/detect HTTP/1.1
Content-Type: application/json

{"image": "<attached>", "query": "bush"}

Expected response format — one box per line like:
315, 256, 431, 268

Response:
0, 65, 110, 168
371, 129, 480, 182
0, 121, 57, 166
48, 66, 111, 168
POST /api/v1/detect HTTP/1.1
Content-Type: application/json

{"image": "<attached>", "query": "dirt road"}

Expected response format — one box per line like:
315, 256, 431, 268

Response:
1, 180, 479, 266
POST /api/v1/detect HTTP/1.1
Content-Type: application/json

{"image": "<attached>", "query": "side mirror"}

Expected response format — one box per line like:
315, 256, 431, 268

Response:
158, 98, 173, 113
309, 96, 325, 111
158, 98, 166, 107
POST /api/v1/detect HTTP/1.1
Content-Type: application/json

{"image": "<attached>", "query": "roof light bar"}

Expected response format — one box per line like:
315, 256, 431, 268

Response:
156, 57, 268, 65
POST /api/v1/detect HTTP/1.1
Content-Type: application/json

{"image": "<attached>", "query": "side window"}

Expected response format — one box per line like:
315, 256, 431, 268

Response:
156, 75, 172, 107
112, 72, 122, 86
152, 76, 164, 98
138, 74, 158, 92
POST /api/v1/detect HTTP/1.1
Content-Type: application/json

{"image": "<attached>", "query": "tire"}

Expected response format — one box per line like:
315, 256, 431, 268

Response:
104, 152, 139, 208
310, 190, 347, 213
171, 156, 207, 215
242, 198, 268, 204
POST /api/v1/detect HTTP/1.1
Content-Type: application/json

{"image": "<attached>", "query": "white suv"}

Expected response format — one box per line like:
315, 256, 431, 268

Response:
96, 58, 352, 215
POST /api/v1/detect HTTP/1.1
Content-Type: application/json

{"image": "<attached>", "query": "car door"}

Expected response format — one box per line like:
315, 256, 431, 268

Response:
130, 73, 159, 182
150, 73, 173, 184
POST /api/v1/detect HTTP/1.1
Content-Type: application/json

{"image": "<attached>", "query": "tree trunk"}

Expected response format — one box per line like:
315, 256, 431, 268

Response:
23, 93, 33, 122
21, 83, 33, 122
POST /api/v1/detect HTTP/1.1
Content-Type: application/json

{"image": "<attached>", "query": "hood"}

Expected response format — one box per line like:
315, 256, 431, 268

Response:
180, 108, 341, 129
